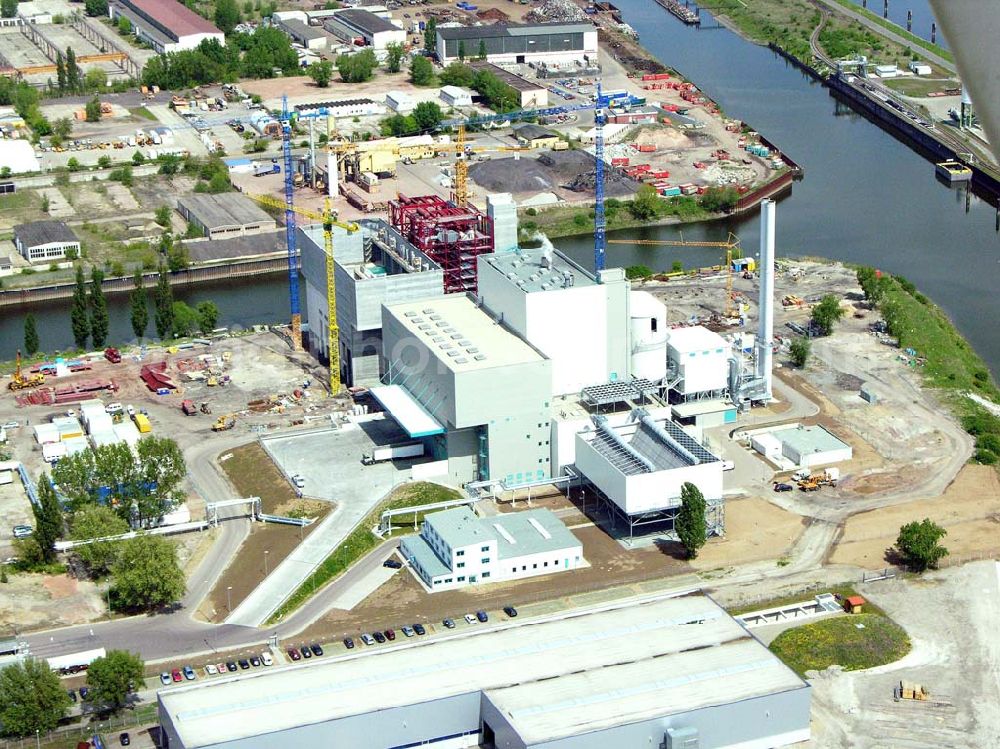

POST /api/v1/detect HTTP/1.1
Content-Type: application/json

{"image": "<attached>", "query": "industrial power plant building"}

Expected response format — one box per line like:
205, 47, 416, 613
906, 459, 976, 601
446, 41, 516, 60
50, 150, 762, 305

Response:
400, 506, 584, 591
157, 591, 811, 749
110, 0, 225, 54
436, 22, 598, 66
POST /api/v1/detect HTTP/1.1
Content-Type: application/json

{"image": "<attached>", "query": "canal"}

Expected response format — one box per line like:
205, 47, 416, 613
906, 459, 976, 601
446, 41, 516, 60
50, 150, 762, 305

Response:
2, 0, 996, 378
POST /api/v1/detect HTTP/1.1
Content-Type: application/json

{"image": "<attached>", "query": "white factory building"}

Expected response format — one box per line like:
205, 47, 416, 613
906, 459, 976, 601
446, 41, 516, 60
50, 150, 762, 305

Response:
110, 0, 225, 54
385, 90, 416, 114
749, 423, 853, 470
157, 591, 811, 749
324, 8, 406, 51
400, 506, 584, 591
440, 85, 475, 108
436, 22, 598, 66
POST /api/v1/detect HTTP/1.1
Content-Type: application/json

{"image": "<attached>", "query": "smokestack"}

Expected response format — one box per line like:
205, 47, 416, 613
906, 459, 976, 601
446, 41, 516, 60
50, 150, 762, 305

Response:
756, 199, 775, 400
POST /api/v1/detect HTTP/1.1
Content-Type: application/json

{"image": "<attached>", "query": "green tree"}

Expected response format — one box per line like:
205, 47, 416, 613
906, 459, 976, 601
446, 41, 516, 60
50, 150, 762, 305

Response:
624, 265, 653, 280
84, 66, 107, 92
32, 475, 64, 564
85, 95, 102, 122
89, 267, 109, 348
335, 49, 377, 83
53, 117, 72, 141
671, 260, 684, 272
171, 301, 201, 336
385, 41, 405, 73
697, 186, 739, 212
97, 154, 111, 168
55, 51, 66, 92
895, 518, 948, 572
856, 265, 885, 305
0, 0, 17, 20
629, 184, 661, 220
423, 17, 436, 54
307, 59, 333, 88
675, 482, 707, 559
70, 264, 90, 349
440, 62, 474, 87
129, 269, 148, 341
67, 156, 81, 171
0, 659, 72, 736
23, 313, 39, 356
132, 149, 145, 166
111, 534, 186, 611
789, 336, 811, 367
810, 294, 846, 336
70, 504, 129, 576
410, 54, 434, 86
154, 264, 174, 339
117, 15, 131, 35
66, 47, 80, 91
478, 39, 487, 60
458, 40, 466, 61
154, 205, 172, 227
412, 100, 443, 131
84, 0, 109, 16
214, 0, 241, 35
85, 650, 144, 711
196, 300, 219, 333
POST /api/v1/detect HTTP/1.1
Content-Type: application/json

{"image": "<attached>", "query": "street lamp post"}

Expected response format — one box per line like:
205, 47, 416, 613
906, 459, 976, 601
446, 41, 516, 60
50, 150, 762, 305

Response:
226, 586, 233, 613
36, 728, 40, 749
264, 550, 269, 577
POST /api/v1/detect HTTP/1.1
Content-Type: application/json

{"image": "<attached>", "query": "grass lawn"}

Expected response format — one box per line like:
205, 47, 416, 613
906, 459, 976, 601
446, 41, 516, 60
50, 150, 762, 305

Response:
769, 612, 911, 676
268, 481, 461, 622
727, 584, 886, 617
828, 0, 953, 63
129, 106, 158, 121
883, 77, 959, 98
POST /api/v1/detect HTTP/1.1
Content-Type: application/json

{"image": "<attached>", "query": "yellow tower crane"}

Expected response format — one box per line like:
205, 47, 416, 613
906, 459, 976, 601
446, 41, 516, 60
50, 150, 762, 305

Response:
608, 233, 744, 319
244, 193, 359, 394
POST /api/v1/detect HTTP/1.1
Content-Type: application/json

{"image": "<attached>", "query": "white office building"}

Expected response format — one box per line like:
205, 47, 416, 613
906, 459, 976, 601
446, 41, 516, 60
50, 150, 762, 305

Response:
400, 506, 584, 591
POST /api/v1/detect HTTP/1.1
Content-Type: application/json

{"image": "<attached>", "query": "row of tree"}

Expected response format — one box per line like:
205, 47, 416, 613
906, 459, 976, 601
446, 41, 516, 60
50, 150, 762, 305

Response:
0, 650, 145, 737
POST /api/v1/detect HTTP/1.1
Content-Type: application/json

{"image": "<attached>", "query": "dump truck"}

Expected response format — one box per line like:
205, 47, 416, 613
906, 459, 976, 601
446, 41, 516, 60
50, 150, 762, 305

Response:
361, 443, 424, 465
103, 347, 121, 363
181, 400, 197, 416
212, 414, 236, 431
797, 477, 820, 492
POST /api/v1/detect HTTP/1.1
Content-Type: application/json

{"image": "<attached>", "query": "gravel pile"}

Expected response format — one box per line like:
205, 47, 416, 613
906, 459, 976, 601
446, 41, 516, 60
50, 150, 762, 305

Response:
525, 0, 588, 23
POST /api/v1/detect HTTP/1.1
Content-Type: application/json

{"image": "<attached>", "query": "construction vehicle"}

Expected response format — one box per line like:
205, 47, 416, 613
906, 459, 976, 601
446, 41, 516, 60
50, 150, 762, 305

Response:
200, 402, 212, 414
212, 414, 236, 431
133, 413, 152, 433
797, 476, 820, 492
181, 399, 197, 416
104, 347, 121, 363
244, 192, 359, 394
8, 350, 44, 391
782, 294, 806, 307
608, 233, 744, 319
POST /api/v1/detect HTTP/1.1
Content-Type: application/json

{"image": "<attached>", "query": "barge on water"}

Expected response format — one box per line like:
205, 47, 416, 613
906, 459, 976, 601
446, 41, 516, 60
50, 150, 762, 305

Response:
936, 160, 973, 183
653, 0, 700, 25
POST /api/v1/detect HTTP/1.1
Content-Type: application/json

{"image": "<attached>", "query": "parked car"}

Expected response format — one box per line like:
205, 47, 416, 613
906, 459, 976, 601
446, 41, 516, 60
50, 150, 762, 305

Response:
205, 664, 218, 676
343, 637, 355, 649
383, 558, 402, 569
171, 668, 183, 683
476, 610, 488, 622
249, 656, 261, 667
401, 626, 414, 638
443, 618, 456, 629
261, 652, 273, 666
413, 623, 426, 635
384, 629, 395, 641
310, 643, 323, 656
361, 633, 376, 645
503, 605, 518, 618
183, 665, 196, 680
464, 614, 477, 625
1, 421, 19, 429
373, 631, 386, 643
226, 661, 237, 672
287, 648, 301, 661
238, 659, 250, 670
119, 733, 131, 746
773, 482, 794, 492
79, 686, 89, 700
216, 662, 226, 674
12, 525, 33, 539
291, 474, 305, 488
300, 646, 312, 659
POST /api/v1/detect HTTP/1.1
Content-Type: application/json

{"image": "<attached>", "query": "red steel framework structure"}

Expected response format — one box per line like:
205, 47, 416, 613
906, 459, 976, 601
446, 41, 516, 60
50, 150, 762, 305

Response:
389, 195, 494, 294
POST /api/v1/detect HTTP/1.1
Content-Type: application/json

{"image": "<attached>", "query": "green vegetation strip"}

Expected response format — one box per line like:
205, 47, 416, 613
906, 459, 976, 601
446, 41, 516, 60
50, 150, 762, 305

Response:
769, 613, 910, 676
828, 0, 953, 63
267, 482, 461, 623
727, 584, 886, 617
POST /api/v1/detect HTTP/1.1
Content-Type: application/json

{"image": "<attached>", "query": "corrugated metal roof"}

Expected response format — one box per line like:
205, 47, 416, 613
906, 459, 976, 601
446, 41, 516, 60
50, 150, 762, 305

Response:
437, 21, 592, 40
13, 221, 77, 249
331, 8, 398, 34
121, 0, 222, 39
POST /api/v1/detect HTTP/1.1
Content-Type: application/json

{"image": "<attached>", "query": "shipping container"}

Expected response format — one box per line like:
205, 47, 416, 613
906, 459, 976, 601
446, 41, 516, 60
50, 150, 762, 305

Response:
133, 413, 152, 434
611, 157, 629, 166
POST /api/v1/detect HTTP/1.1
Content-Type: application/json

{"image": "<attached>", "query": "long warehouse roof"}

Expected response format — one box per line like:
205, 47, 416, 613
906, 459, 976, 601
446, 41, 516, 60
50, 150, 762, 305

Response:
158, 592, 806, 747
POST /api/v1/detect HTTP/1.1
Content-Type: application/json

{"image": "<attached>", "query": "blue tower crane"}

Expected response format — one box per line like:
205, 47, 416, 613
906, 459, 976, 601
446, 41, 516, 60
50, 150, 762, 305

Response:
280, 94, 302, 349
593, 81, 607, 275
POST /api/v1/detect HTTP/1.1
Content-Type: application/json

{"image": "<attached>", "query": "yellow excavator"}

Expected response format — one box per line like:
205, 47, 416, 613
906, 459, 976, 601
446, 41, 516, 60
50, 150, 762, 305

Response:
211, 414, 236, 432
8, 350, 44, 391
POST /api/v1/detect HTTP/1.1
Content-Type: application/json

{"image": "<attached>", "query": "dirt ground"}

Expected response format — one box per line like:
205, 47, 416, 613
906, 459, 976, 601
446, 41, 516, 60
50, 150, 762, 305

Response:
0, 571, 105, 631
829, 464, 1000, 568
689, 495, 806, 571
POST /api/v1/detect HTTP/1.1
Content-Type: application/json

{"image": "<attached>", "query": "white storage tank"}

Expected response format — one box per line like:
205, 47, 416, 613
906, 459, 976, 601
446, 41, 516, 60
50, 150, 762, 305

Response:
629, 290, 668, 381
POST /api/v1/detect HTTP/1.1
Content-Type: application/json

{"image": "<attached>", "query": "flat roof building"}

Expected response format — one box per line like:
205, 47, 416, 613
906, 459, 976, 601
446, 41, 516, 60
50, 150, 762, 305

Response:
436, 22, 598, 66
400, 506, 584, 591
469, 60, 549, 107
440, 84, 474, 108
157, 591, 811, 749
13, 221, 79, 263
111, 0, 225, 54
176, 193, 277, 241
771, 424, 853, 468
276, 17, 328, 50
324, 8, 406, 51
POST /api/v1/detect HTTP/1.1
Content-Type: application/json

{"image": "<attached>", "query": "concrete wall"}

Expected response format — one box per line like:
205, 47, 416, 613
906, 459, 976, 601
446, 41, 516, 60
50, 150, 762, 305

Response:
670, 346, 729, 396
480, 685, 810, 749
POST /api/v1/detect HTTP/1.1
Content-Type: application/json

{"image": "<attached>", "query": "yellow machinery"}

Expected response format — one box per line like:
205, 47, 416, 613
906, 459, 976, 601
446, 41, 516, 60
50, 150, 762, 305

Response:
607, 233, 743, 319
7, 350, 44, 391
244, 192, 360, 394
212, 414, 236, 432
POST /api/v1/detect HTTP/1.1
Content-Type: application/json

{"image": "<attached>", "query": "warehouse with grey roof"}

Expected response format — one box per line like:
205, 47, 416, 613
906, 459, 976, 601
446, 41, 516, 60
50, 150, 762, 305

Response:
437, 22, 598, 65
324, 8, 406, 51
177, 193, 277, 240
157, 591, 810, 749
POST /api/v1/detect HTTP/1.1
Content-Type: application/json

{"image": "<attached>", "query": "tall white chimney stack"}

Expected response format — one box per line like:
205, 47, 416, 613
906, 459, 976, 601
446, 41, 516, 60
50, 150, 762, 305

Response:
756, 199, 776, 400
